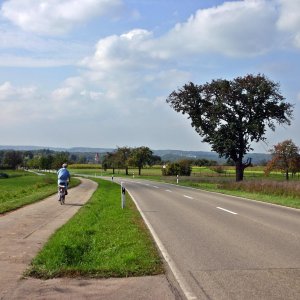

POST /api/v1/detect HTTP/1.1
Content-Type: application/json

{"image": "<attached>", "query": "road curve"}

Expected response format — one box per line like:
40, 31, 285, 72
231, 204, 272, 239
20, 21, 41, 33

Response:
117, 178, 300, 300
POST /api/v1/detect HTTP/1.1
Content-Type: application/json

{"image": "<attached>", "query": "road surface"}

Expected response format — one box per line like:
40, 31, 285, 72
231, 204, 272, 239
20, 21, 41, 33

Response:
117, 178, 300, 300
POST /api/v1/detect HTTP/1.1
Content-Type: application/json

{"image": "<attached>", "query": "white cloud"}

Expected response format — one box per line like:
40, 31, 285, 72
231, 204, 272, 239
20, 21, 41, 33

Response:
1, 0, 123, 36
277, 0, 300, 48
0, 81, 44, 123
0, 81, 37, 101
82, 29, 155, 71
161, 0, 279, 57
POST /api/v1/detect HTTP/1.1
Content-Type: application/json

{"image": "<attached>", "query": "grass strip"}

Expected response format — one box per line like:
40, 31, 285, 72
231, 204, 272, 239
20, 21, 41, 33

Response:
27, 178, 164, 279
177, 181, 300, 209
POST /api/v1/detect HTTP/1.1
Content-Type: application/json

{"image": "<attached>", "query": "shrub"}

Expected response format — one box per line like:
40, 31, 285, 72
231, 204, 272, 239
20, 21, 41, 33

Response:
162, 160, 192, 176
0, 173, 9, 179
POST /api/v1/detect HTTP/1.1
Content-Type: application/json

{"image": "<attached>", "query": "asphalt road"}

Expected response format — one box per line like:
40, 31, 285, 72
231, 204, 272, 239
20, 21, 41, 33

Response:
116, 178, 300, 300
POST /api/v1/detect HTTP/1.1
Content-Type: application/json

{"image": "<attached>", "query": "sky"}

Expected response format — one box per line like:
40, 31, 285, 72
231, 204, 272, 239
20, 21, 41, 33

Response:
0, 0, 299, 153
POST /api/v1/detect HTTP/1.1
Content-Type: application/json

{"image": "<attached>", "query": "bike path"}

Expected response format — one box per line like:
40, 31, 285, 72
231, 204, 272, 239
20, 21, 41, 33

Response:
0, 178, 175, 300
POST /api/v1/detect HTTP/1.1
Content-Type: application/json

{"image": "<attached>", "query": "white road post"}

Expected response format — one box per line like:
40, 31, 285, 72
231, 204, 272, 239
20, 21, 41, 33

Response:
121, 182, 126, 209
177, 174, 179, 184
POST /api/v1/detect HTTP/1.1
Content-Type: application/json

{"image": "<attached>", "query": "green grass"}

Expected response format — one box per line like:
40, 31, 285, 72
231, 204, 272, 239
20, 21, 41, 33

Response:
27, 178, 163, 279
175, 179, 300, 209
0, 170, 80, 214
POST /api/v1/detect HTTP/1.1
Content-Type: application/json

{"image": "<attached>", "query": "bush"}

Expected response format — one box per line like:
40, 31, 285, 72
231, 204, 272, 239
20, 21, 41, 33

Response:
162, 160, 192, 176
209, 166, 225, 174
0, 173, 9, 179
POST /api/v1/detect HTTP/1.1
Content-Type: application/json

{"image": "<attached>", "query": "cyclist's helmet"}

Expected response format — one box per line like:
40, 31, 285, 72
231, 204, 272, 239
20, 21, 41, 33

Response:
62, 163, 68, 168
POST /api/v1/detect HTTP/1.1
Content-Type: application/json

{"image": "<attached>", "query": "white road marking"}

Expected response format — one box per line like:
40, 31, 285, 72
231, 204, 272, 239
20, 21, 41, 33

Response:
184, 195, 193, 199
217, 207, 237, 215
165, 189, 172, 192
127, 190, 198, 300
153, 186, 159, 189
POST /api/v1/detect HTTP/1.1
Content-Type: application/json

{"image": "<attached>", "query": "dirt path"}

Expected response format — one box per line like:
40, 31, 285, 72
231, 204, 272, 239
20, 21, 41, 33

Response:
0, 178, 176, 300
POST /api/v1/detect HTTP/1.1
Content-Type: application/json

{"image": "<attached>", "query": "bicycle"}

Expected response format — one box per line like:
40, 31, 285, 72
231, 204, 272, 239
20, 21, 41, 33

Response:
58, 183, 67, 205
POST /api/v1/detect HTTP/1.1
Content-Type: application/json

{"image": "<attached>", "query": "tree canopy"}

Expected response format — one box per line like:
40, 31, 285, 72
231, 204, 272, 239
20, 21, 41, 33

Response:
265, 139, 300, 180
166, 74, 293, 181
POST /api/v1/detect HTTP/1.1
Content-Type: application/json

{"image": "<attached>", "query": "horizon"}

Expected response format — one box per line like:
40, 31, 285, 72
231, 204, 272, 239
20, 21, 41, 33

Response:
0, 144, 271, 155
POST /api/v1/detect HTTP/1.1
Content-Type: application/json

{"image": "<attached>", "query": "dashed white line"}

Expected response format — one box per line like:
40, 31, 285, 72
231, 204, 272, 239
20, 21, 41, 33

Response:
153, 186, 159, 189
184, 195, 193, 199
165, 189, 172, 192
217, 207, 237, 215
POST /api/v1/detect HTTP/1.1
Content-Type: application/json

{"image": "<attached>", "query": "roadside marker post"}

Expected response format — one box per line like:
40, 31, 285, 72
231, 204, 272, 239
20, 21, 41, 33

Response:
177, 175, 179, 184
121, 182, 126, 209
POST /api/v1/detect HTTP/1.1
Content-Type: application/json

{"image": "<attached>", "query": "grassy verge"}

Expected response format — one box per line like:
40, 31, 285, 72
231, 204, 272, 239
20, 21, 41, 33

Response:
176, 180, 300, 209
26, 178, 163, 279
0, 171, 80, 214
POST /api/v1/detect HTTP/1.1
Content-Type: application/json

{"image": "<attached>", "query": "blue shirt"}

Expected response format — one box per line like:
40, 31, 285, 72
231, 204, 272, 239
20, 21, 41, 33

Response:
57, 167, 70, 181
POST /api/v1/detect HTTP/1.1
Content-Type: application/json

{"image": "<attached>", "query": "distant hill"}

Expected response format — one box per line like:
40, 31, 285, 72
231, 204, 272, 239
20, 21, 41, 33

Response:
0, 145, 270, 164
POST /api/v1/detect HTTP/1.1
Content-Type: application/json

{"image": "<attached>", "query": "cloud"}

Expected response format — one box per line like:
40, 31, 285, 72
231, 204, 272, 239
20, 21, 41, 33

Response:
82, 29, 156, 71
277, 0, 300, 48
161, 0, 279, 57
1, 0, 123, 36
0, 24, 91, 67
0, 81, 44, 123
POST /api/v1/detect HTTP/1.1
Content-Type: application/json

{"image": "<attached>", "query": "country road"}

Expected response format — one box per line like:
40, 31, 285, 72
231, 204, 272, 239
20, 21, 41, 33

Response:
115, 178, 300, 300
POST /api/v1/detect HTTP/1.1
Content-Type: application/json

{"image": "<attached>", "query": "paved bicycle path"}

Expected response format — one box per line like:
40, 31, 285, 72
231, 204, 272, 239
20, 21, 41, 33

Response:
0, 178, 175, 300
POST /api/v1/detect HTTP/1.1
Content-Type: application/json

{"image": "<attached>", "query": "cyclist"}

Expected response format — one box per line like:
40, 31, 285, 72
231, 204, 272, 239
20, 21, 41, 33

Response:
57, 163, 70, 195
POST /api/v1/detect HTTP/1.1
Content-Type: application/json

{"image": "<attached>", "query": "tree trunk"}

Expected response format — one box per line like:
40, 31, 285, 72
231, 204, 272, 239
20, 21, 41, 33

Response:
125, 167, 128, 176
138, 167, 141, 176
235, 161, 244, 182
285, 169, 289, 180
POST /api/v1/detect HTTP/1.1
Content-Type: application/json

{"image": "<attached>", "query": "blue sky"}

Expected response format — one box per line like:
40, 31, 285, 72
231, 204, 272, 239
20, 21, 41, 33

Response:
0, 0, 299, 153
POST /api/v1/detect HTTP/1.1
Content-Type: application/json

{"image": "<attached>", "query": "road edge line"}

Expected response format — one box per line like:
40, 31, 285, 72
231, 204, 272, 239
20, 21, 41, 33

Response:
126, 189, 198, 300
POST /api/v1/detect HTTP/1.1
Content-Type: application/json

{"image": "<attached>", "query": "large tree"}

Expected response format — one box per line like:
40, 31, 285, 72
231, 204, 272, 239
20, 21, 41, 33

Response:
166, 74, 293, 181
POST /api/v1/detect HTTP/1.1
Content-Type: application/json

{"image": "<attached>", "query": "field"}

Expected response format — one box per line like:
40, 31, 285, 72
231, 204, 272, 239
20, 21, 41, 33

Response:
69, 164, 296, 179
0, 170, 80, 214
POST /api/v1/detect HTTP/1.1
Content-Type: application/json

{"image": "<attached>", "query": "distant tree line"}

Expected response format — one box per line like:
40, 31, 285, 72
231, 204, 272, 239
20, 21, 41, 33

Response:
2, 140, 299, 179
0, 149, 73, 170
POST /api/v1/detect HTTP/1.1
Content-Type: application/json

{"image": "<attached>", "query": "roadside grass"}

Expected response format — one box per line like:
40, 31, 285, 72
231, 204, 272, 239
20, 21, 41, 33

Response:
26, 178, 164, 279
0, 171, 80, 214
175, 179, 300, 209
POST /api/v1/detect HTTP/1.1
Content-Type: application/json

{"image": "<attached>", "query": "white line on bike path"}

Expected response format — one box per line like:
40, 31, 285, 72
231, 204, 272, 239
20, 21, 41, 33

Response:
183, 195, 193, 199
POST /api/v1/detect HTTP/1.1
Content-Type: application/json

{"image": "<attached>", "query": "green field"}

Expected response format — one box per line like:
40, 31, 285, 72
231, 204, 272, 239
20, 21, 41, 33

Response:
27, 178, 163, 278
69, 165, 294, 180
0, 170, 80, 214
